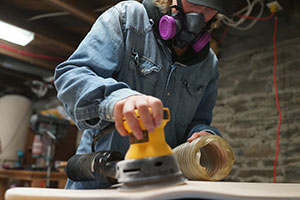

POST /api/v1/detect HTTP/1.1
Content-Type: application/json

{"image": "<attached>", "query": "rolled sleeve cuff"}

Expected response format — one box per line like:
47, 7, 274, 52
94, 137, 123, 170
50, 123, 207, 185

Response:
189, 124, 222, 137
99, 88, 141, 121
74, 88, 141, 130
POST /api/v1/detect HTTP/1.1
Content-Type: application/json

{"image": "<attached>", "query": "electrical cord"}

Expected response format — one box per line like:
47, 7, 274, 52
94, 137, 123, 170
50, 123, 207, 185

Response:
217, 10, 275, 45
0, 43, 65, 61
217, 25, 229, 45
235, 12, 275, 21
221, 0, 265, 31
272, 14, 280, 183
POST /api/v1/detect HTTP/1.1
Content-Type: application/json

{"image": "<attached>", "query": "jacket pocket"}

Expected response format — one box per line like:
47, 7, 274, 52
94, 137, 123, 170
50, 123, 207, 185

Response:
130, 51, 161, 75
181, 78, 206, 98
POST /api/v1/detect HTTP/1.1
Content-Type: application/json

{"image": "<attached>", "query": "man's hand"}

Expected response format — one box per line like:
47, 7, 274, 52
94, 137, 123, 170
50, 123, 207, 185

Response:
187, 131, 212, 143
188, 131, 227, 174
114, 95, 163, 140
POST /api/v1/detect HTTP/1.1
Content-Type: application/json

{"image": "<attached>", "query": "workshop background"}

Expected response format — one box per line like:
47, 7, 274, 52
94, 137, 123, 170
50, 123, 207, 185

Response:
0, 0, 299, 190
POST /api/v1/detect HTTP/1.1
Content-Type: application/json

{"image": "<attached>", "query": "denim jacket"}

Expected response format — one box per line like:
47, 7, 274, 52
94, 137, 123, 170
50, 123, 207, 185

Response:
54, 1, 220, 189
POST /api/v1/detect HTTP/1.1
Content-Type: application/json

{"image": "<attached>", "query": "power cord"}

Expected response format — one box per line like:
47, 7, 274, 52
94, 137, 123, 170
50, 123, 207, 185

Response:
221, 0, 266, 31
269, 3, 280, 183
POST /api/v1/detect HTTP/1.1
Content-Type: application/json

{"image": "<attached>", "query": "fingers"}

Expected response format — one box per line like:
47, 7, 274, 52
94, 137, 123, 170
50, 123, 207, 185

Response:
136, 100, 155, 133
113, 95, 163, 140
123, 98, 144, 140
187, 131, 211, 143
147, 97, 163, 127
114, 99, 128, 137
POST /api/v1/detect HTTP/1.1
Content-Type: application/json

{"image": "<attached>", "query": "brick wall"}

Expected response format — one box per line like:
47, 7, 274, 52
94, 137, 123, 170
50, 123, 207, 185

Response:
212, 37, 300, 183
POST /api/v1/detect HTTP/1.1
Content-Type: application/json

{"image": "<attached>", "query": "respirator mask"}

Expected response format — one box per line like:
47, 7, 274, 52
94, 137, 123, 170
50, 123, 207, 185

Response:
158, 0, 233, 52
159, 1, 212, 52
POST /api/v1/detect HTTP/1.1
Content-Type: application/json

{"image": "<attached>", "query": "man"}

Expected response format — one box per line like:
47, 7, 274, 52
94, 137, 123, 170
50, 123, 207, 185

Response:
54, 0, 232, 189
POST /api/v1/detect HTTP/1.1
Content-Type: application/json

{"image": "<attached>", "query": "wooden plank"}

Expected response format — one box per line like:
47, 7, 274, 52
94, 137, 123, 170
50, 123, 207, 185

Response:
4, 181, 300, 200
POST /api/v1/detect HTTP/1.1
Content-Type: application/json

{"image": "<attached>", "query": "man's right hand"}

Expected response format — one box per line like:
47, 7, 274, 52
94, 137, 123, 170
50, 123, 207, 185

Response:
113, 95, 163, 140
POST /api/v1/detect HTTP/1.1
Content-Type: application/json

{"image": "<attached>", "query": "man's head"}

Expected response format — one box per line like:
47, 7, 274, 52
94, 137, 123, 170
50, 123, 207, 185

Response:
155, 0, 232, 51
154, 0, 232, 52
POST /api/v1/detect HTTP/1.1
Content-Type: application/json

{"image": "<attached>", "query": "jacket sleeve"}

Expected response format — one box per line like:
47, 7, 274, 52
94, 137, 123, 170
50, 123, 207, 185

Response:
186, 65, 221, 137
54, 6, 140, 130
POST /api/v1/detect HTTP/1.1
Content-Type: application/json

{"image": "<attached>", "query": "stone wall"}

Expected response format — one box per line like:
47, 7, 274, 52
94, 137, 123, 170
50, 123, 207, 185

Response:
212, 37, 300, 183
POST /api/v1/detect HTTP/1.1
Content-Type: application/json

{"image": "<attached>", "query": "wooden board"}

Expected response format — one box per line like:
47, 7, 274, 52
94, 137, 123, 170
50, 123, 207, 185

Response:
5, 181, 300, 200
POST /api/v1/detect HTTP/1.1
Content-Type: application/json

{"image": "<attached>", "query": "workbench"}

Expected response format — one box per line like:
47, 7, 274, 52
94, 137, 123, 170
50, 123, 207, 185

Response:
4, 180, 300, 200
0, 168, 66, 200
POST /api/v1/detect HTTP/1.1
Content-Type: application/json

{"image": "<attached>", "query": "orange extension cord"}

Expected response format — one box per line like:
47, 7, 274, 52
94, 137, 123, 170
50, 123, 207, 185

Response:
272, 15, 281, 183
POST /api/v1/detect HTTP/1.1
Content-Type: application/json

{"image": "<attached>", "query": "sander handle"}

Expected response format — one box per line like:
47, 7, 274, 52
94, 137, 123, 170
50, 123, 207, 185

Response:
66, 151, 124, 183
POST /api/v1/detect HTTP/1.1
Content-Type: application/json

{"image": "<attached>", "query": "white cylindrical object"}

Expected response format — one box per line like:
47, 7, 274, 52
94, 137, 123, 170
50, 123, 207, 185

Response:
0, 95, 32, 165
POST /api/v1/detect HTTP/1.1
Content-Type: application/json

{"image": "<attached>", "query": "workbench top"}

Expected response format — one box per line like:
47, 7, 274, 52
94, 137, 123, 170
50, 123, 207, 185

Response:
5, 180, 300, 200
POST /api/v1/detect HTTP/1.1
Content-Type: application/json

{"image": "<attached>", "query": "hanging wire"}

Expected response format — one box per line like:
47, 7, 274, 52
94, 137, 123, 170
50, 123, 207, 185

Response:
221, 0, 265, 31
272, 15, 280, 183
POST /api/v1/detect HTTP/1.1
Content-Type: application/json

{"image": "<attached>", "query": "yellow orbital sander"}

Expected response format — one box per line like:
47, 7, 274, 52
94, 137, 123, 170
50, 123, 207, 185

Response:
116, 108, 186, 191
66, 108, 186, 191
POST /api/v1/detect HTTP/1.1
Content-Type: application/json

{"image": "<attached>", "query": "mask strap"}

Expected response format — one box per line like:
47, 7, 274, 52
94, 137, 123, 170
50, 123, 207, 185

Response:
169, 5, 183, 16
176, 0, 183, 10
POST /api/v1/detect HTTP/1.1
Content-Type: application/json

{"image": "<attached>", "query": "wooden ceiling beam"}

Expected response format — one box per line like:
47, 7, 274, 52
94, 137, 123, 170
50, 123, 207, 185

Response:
46, 0, 97, 25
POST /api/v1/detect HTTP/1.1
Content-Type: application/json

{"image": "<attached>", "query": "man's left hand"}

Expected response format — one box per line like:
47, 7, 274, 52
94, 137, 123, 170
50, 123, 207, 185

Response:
187, 131, 227, 174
